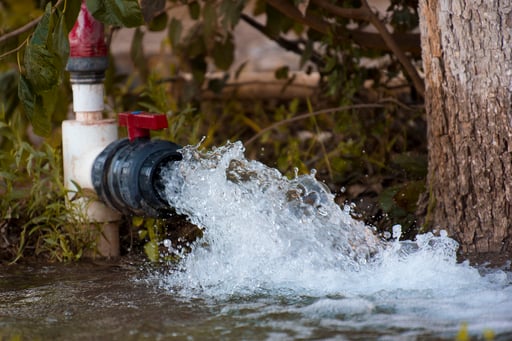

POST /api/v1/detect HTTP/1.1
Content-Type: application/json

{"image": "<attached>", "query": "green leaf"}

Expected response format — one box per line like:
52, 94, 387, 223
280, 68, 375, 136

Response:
52, 10, 70, 63
393, 180, 425, 213
130, 27, 148, 81
391, 153, 428, 179
378, 186, 400, 213
140, 0, 165, 23
252, 0, 266, 16
288, 98, 300, 114
0, 70, 20, 121
63, 0, 82, 34
183, 24, 206, 58
86, 0, 144, 27
212, 34, 234, 71
188, 1, 201, 20
390, 6, 418, 33
300, 39, 313, 69
32, 90, 53, 137
138, 229, 147, 240
24, 44, 62, 91
190, 56, 207, 84
220, 0, 244, 31
18, 75, 36, 122
31, 3, 52, 46
49, 82, 70, 123
274, 65, 289, 80
144, 240, 159, 262
132, 216, 145, 227
168, 17, 183, 48
207, 78, 226, 94
18, 74, 55, 137
202, 2, 217, 40
147, 12, 168, 32
265, 5, 286, 38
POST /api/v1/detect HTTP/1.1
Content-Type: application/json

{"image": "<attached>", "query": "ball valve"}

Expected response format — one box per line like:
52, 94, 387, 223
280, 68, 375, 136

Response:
92, 112, 182, 217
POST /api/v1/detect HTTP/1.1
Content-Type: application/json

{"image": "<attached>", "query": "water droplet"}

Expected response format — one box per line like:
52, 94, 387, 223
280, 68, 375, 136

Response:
392, 224, 402, 240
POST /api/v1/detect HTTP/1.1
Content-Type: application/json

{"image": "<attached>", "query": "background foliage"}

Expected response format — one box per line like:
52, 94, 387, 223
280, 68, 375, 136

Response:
0, 0, 426, 263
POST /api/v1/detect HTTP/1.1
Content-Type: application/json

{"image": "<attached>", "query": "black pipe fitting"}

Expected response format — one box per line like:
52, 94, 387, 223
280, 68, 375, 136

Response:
66, 56, 109, 84
92, 137, 182, 217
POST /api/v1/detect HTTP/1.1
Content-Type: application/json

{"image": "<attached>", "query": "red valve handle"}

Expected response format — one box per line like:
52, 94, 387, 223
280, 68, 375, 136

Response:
118, 112, 168, 141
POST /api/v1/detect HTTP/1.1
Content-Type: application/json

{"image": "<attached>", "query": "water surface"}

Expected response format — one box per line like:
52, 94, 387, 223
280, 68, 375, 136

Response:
1, 258, 511, 340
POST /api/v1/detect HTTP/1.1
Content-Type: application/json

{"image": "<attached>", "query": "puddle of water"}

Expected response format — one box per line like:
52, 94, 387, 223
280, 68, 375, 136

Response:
1, 259, 511, 340
0, 261, 217, 340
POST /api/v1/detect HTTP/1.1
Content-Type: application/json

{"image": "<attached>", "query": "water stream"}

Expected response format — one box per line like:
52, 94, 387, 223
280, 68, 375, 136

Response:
1, 141, 512, 340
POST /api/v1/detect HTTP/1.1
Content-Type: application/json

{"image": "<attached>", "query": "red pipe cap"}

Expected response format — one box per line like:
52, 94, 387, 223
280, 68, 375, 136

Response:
69, 1, 107, 57
118, 112, 169, 141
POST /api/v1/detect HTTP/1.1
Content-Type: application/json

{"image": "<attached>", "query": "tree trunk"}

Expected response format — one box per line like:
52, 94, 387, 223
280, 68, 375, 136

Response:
419, 0, 512, 264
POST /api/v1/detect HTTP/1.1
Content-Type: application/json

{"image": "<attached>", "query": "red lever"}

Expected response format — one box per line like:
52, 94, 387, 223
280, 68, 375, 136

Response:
118, 112, 168, 141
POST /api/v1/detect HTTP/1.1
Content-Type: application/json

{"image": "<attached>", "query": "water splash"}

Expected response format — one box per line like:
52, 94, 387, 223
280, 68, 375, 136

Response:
159, 141, 383, 293
156, 141, 512, 336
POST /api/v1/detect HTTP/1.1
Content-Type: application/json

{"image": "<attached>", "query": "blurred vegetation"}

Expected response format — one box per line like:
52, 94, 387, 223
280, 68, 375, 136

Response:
0, 0, 426, 263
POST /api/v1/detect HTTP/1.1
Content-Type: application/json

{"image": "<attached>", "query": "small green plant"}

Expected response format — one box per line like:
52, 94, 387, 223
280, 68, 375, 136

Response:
0, 120, 97, 263
131, 215, 203, 263
132, 216, 162, 262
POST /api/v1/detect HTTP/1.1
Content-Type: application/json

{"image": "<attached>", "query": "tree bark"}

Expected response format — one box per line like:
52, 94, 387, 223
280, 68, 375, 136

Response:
419, 0, 512, 264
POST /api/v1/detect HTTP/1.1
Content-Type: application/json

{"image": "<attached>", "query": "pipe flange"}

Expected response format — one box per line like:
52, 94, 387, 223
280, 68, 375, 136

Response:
92, 137, 182, 217
91, 138, 130, 214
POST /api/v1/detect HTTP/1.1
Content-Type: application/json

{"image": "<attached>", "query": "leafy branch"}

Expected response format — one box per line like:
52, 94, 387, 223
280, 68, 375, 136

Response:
267, 0, 424, 97
0, 0, 145, 136
0, 0, 65, 60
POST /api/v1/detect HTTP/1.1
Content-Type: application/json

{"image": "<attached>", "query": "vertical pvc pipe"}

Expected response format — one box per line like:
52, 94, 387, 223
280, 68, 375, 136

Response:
63, 0, 120, 258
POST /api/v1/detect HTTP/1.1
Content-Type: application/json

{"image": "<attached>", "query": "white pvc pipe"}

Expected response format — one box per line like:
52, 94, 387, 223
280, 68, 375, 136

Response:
71, 83, 105, 114
62, 118, 121, 222
65, 1, 119, 258
62, 117, 121, 258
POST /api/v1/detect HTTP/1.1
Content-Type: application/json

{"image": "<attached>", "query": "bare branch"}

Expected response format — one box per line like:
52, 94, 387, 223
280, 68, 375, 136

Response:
0, 40, 27, 60
0, 18, 41, 46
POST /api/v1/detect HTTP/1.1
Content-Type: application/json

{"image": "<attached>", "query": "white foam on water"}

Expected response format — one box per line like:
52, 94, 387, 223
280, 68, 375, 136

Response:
156, 141, 512, 336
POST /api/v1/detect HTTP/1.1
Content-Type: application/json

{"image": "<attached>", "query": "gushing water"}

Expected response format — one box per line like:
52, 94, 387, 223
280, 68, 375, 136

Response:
156, 141, 512, 338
